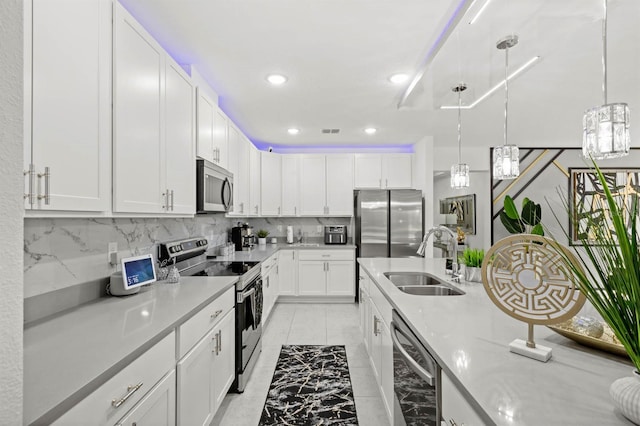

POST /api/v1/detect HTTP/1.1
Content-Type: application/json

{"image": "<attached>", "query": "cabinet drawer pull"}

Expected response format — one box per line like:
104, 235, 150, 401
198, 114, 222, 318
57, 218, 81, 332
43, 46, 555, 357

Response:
24, 164, 35, 205
111, 382, 143, 408
210, 309, 223, 320
322, 254, 330, 257
212, 334, 219, 355
37, 167, 51, 205
170, 190, 175, 211
218, 330, 222, 352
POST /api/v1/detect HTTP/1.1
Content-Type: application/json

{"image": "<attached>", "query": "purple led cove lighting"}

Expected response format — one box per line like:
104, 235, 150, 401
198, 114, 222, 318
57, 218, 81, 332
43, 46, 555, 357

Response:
398, 0, 474, 108
252, 142, 415, 154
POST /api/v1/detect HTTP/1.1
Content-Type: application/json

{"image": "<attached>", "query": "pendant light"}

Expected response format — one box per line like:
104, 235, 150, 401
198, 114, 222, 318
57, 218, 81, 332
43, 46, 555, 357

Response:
451, 83, 470, 189
492, 35, 520, 180
582, 0, 630, 160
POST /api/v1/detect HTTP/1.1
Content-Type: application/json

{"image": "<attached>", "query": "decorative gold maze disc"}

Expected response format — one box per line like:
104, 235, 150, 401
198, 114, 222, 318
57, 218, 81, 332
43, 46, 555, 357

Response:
481, 235, 586, 325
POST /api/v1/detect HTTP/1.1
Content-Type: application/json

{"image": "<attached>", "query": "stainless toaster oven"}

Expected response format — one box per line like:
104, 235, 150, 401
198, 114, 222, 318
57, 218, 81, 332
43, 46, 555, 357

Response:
324, 225, 347, 244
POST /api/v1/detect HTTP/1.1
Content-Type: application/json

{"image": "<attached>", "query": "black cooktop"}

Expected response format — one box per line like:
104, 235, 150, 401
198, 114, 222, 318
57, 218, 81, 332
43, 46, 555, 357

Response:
185, 261, 260, 277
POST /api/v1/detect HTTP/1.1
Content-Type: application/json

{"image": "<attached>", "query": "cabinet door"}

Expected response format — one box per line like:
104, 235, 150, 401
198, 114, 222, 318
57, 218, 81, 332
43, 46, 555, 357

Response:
299, 155, 326, 216
441, 373, 486, 426
29, 0, 111, 212
249, 144, 261, 215
227, 123, 241, 214
379, 321, 394, 422
298, 261, 326, 296
325, 155, 354, 215
281, 155, 300, 216
354, 154, 382, 189
212, 310, 236, 413
369, 302, 382, 381
115, 370, 176, 426
278, 250, 297, 296
164, 60, 195, 214
177, 328, 215, 426
113, 3, 164, 213
326, 261, 355, 296
234, 135, 250, 215
260, 152, 282, 216
196, 88, 215, 163
384, 154, 413, 188
213, 108, 228, 168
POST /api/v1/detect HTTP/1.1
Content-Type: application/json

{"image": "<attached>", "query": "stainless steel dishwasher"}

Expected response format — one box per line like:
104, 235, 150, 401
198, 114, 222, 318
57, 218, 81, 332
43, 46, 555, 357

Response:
390, 310, 441, 425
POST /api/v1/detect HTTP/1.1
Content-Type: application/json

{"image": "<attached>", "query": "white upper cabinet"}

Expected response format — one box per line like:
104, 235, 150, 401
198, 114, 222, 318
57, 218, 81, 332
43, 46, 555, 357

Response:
232, 134, 251, 216
226, 123, 241, 215
196, 88, 215, 163
26, 0, 111, 212
249, 143, 261, 216
354, 154, 413, 189
299, 155, 327, 216
163, 59, 195, 214
325, 155, 354, 215
113, 2, 164, 213
113, 3, 195, 214
281, 155, 300, 216
260, 152, 282, 216
213, 108, 229, 168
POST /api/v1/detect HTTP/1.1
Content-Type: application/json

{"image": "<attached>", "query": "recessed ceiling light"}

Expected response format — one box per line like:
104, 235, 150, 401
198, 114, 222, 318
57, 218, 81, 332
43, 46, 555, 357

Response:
389, 74, 409, 84
287, 128, 299, 135
364, 128, 377, 135
266, 74, 288, 85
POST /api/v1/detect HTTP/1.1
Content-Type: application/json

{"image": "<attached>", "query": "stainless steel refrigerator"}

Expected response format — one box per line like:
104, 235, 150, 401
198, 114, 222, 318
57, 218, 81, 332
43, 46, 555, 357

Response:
355, 189, 424, 258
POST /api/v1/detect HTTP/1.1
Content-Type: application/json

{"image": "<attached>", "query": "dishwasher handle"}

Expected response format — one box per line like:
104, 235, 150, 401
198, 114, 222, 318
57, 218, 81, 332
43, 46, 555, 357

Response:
390, 320, 436, 386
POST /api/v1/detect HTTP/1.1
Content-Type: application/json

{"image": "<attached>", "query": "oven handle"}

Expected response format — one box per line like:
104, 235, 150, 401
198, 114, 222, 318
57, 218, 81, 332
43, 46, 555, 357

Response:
390, 320, 435, 387
239, 287, 255, 302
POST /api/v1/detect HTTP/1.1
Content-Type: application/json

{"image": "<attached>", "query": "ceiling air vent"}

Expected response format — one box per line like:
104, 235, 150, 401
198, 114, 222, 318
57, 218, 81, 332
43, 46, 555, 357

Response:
321, 128, 340, 134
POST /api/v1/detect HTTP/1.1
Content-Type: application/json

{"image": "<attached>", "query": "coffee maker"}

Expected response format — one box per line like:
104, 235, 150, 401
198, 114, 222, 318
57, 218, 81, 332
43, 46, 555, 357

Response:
231, 222, 255, 251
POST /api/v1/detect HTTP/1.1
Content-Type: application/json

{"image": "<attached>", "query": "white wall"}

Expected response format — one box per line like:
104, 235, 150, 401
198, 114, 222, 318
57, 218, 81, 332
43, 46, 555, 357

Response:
0, 0, 24, 423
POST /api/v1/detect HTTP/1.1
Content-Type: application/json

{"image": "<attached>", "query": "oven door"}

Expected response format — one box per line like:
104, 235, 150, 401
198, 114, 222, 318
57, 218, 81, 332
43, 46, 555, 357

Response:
391, 311, 441, 426
196, 159, 233, 213
236, 276, 263, 372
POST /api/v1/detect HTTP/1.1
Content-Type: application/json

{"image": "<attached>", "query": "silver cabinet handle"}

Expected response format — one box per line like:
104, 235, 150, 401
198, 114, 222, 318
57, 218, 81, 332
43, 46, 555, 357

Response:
170, 190, 174, 211
212, 334, 219, 355
218, 330, 222, 352
322, 254, 330, 258
37, 167, 51, 205
292, 251, 295, 260
24, 164, 35, 205
210, 309, 223, 321
277, 206, 281, 215
385, 178, 388, 188
240, 202, 244, 214
379, 178, 382, 188
162, 189, 169, 210
373, 315, 380, 336
111, 382, 143, 408
254, 205, 258, 214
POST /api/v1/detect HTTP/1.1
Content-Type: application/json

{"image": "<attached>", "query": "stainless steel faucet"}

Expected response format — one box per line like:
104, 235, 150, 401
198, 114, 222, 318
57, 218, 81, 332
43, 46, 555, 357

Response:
417, 225, 461, 281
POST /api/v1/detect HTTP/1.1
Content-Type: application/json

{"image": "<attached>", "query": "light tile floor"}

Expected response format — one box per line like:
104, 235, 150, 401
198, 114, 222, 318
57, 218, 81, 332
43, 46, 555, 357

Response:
211, 302, 391, 426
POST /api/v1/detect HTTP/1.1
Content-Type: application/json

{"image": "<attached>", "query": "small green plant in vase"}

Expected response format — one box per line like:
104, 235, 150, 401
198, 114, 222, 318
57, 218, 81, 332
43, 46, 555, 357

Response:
460, 247, 484, 282
257, 229, 269, 245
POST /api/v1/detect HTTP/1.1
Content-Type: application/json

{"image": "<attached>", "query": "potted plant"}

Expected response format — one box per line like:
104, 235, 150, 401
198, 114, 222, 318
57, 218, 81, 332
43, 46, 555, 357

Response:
460, 247, 484, 282
548, 160, 640, 424
257, 229, 269, 246
500, 195, 544, 235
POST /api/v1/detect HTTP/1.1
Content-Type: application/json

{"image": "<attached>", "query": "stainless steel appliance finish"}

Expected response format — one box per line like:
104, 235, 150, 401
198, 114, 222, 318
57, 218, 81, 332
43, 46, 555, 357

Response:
355, 189, 423, 258
196, 158, 233, 213
391, 310, 441, 425
231, 222, 256, 251
158, 237, 263, 394
324, 225, 347, 244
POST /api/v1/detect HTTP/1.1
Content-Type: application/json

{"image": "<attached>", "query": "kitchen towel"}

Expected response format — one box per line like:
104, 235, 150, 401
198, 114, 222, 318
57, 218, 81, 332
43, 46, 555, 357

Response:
259, 345, 358, 425
286, 226, 294, 244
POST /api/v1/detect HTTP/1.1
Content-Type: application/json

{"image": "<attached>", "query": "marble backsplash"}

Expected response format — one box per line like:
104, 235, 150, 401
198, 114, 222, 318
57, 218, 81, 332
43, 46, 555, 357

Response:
23, 215, 352, 299
24, 215, 232, 299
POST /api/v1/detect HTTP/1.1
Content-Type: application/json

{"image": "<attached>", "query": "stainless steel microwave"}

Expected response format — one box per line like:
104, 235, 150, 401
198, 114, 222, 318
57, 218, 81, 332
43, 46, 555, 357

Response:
196, 159, 233, 213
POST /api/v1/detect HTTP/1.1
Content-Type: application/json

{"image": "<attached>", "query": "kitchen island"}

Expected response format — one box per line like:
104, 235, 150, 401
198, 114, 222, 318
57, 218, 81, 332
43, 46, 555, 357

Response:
358, 257, 634, 425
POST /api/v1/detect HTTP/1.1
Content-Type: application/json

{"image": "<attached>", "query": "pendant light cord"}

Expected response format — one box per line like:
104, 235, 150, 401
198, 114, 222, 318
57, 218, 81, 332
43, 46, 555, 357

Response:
457, 88, 462, 163
602, 0, 608, 104
504, 42, 509, 147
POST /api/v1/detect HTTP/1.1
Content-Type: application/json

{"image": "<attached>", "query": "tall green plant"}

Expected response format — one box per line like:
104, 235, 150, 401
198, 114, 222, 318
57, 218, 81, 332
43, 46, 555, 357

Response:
460, 247, 485, 268
548, 160, 640, 372
500, 195, 544, 235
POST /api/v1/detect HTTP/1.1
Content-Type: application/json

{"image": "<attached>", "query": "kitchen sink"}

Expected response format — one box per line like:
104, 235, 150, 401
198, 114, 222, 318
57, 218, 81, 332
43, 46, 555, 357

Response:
396, 285, 464, 296
383, 272, 444, 286
383, 271, 465, 296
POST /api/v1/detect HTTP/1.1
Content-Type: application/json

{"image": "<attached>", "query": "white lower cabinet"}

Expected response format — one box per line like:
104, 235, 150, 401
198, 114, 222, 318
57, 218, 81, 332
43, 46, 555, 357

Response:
115, 369, 176, 426
297, 250, 355, 298
262, 253, 279, 323
177, 302, 235, 426
278, 250, 298, 296
441, 372, 486, 426
52, 333, 176, 426
360, 271, 393, 423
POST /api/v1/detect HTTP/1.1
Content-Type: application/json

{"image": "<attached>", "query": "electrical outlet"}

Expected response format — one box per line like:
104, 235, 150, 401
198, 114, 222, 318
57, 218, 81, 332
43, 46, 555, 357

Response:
108, 242, 118, 265
316, 225, 323, 234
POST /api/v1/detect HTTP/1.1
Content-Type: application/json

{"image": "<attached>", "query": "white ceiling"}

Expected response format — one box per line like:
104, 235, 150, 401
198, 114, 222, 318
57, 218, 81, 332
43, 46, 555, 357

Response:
119, 0, 640, 150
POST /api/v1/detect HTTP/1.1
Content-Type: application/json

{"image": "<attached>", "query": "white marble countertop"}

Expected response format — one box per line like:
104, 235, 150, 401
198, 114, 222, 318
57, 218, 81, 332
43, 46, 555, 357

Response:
210, 242, 356, 262
358, 257, 635, 426
23, 276, 238, 425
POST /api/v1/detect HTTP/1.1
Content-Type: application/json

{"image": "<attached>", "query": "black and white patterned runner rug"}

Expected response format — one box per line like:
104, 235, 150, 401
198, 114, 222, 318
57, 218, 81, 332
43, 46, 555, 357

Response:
259, 345, 358, 425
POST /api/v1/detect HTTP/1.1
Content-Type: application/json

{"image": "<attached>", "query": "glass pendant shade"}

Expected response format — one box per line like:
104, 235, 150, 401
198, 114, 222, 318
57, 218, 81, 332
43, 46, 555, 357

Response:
493, 145, 519, 180
451, 163, 470, 188
583, 104, 630, 160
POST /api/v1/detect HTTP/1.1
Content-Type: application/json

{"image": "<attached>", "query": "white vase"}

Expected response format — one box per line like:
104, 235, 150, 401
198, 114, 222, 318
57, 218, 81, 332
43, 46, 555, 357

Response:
258, 237, 267, 246
464, 266, 483, 283
610, 370, 640, 425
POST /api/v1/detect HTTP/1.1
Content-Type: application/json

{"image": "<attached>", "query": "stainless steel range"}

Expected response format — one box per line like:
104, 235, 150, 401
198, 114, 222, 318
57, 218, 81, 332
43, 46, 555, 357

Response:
157, 237, 263, 393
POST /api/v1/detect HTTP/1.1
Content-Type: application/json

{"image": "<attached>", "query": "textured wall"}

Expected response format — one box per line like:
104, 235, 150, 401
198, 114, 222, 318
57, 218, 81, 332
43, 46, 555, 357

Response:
0, 0, 24, 423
